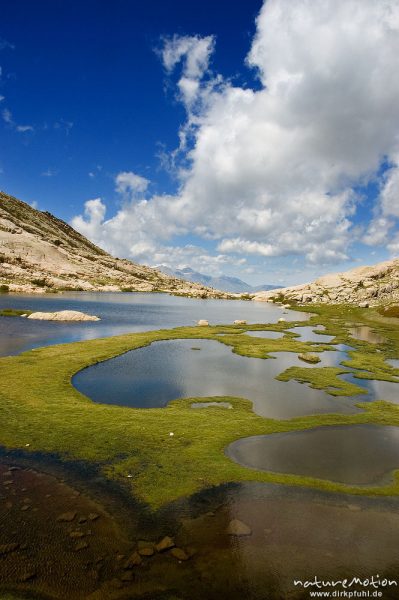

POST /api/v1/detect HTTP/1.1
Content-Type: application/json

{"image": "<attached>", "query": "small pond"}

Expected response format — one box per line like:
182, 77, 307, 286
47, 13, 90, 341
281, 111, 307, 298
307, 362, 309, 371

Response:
73, 338, 361, 419
242, 330, 285, 339
348, 326, 387, 345
191, 401, 233, 409
288, 325, 335, 343
226, 424, 399, 485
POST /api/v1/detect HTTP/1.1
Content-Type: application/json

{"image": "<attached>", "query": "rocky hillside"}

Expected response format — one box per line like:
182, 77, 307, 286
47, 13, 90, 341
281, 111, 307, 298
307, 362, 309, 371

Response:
0, 192, 229, 297
253, 259, 399, 306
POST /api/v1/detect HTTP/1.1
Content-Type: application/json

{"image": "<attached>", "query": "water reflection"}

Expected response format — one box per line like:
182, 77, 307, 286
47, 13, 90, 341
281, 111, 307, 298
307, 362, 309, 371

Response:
226, 424, 399, 485
341, 372, 399, 403
243, 331, 285, 339
348, 326, 387, 345
73, 339, 361, 419
289, 325, 335, 343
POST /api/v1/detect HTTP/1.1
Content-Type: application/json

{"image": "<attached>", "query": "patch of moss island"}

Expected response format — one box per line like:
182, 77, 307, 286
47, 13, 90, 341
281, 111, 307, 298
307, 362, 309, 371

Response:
0, 304, 399, 508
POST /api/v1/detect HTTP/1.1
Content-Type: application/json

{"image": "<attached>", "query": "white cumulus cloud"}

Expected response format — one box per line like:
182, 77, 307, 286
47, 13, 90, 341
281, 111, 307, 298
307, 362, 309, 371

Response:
72, 0, 399, 274
115, 171, 150, 196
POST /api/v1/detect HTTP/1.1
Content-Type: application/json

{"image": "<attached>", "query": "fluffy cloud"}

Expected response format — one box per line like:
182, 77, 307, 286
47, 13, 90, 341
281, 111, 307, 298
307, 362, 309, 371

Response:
73, 0, 399, 273
364, 160, 399, 248
161, 35, 215, 108
115, 171, 150, 197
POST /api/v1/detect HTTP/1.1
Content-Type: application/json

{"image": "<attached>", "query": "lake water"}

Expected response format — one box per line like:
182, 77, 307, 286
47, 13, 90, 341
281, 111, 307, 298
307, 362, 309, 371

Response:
0, 292, 308, 356
341, 372, 399, 404
289, 324, 335, 343
226, 424, 399, 485
73, 338, 363, 419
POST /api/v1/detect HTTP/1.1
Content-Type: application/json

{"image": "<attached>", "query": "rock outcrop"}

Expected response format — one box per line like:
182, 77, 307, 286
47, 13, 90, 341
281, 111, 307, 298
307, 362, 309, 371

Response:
27, 310, 100, 321
0, 192, 229, 298
253, 259, 399, 306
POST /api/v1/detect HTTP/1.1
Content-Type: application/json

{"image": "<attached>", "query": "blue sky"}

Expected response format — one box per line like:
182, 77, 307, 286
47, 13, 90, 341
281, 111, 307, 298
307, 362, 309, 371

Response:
1, 0, 399, 286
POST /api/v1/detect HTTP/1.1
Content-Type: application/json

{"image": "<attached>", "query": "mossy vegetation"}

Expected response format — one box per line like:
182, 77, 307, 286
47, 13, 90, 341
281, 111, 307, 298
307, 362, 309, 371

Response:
0, 308, 32, 317
277, 365, 367, 396
0, 305, 399, 507
378, 305, 399, 318
298, 353, 321, 364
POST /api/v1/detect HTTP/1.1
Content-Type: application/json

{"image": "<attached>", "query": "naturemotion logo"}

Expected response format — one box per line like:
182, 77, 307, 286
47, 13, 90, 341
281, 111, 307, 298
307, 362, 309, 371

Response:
293, 575, 397, 598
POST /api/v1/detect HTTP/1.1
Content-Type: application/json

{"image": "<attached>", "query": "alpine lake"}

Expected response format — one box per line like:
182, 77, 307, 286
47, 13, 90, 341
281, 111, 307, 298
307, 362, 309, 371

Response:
1, 292, 399, 600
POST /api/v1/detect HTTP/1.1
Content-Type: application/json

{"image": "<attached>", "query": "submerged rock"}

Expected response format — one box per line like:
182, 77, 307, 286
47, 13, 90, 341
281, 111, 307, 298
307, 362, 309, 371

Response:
137, 541, 155, 556
124, 551, 142, 567
0, 542, 20, 555
156, 536, 175, 552
74, 541, 89, 551
226, 519, 252, 536
170, 547, 190, 561
28, 310, 100, 321
56, 511, 77, 522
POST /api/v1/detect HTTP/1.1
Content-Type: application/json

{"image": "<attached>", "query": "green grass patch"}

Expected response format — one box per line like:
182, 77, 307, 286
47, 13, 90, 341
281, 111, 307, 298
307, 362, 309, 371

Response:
0, 308, 32, 317
277, 365, 367, 396
378, 305, 399, 318
0, 307, 399, 508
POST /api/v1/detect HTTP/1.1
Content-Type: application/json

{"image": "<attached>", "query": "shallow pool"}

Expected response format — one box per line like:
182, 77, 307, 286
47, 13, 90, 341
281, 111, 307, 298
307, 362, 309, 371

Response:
226, 424, 399, 485
73, 338, 361, 419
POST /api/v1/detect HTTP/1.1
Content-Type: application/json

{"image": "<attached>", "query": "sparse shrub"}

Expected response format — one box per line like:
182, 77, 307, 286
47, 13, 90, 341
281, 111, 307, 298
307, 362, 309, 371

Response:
0, 284, 9, 293
32, 278, 47, 287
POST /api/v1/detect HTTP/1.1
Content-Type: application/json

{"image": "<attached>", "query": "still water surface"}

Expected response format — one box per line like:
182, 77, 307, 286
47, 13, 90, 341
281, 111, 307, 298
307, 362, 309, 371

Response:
226, 424, 399, 485
72, 338, 362, 419
0, 292, 308, 356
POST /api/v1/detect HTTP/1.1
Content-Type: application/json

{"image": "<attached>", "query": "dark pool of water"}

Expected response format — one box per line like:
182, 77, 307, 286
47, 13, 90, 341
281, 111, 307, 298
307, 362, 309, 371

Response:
73, 339, 362, 419
226, 424, 399, 485
0, 292, 309, 357
3, 451, 399, 600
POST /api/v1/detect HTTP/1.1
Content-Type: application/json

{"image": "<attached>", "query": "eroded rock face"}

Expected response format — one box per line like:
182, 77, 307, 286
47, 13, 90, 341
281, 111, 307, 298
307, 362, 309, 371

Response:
253, 258, 399, 306
27, 310, 100, 322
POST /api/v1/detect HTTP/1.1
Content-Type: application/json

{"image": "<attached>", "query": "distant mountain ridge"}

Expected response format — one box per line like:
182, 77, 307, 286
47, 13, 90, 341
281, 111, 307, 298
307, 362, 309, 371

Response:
156, 265, 279, 293
0, 191, 229, 298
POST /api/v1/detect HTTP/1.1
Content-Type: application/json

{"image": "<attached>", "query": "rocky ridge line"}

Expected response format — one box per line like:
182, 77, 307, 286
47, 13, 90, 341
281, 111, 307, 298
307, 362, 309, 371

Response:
253, 259, 399, 306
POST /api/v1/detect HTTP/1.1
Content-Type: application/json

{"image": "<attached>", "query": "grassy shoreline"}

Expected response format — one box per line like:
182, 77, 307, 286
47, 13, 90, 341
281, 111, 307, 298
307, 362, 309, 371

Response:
1, 306, 399, 508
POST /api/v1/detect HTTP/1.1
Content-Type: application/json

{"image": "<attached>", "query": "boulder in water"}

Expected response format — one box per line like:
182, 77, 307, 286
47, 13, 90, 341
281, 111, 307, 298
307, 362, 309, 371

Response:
27, 310, 100, 322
